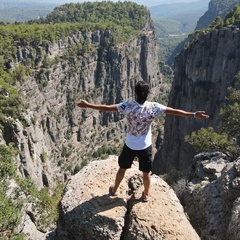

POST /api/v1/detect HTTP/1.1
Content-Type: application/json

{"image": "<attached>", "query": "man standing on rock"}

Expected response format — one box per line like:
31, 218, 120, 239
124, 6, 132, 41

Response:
75, 81, 209, 202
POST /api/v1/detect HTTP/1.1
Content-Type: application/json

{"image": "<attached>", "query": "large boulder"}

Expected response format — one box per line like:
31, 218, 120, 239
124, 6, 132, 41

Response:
56, 156, 200, 240
184, 152, 240, 240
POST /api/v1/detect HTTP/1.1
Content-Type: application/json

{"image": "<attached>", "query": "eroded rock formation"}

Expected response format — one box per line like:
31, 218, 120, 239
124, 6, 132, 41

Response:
56, 156, 200, 240
184, 152, 240, 240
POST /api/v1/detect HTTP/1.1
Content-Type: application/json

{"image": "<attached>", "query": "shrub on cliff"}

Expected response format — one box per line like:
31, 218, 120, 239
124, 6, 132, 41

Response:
224, 5, 240, 26
185, 87, 240, 160
0, 143, 64, 236
0, 144, 23, 238
0, 69, 24, 128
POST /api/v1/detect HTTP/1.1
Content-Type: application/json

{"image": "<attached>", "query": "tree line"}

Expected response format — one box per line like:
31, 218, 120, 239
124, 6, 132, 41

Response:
33, 1, 148, 29
1, 1, 148, 63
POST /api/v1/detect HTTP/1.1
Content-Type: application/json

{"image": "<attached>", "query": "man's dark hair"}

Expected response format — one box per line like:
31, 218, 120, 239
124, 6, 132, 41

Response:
135, 81, 150, 104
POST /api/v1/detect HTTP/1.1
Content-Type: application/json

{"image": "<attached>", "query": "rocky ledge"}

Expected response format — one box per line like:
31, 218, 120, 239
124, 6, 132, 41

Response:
184, 152, 240, 240
56, 156, 200, 240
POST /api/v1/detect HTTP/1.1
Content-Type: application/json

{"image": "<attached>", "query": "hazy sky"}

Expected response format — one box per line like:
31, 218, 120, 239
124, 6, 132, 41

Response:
2, 0, 207, 7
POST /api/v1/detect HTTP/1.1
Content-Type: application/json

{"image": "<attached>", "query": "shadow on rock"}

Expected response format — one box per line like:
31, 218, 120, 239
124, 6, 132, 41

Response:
55, 193, 128, 240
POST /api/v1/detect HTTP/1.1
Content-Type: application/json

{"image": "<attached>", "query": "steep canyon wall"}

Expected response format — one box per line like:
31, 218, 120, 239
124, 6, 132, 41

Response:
153, 26, 240, 174
5, 17, 163, 187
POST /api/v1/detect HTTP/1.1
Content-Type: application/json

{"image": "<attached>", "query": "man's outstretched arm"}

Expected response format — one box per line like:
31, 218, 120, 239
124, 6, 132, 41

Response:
165, 107, 209, 119
75, 99, 118, 112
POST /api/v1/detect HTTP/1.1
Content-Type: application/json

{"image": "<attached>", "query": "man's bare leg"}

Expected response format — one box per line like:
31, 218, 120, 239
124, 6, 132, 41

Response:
142, 171, 151, 201
111, 167, 127, 195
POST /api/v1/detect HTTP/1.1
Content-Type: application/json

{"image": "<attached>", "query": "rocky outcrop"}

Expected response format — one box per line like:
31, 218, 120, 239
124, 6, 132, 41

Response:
184, 152, 240, 240
153, 25, 240, 174
56, 156, 200, 240
196, 0, 240, 30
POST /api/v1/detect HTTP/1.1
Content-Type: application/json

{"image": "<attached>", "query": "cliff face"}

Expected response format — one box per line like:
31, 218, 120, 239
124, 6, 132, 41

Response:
196, 0, 240, 30
153, 26, 240, 174
5, 18, 163, 187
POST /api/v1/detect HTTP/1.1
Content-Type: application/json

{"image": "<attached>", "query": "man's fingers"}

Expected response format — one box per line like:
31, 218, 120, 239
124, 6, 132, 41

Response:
75, 99, 89, 108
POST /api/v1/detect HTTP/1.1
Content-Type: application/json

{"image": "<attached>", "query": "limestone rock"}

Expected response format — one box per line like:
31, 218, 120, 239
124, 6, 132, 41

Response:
220, 158, 240, 207
125, 175, 200, 240
196, 0, 240, 30
56, 156, 200, 240
19, 213, 49, 240
6, 118, 54, 188
192, 152, 229, 181
0, 129, 5, 144
184, 152, 240, 240
226, 197, 240, 240
155, 25, 240, 174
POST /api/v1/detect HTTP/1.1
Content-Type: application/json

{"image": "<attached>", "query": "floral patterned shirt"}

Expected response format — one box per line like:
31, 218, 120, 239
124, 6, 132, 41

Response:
116, 101, 166, 150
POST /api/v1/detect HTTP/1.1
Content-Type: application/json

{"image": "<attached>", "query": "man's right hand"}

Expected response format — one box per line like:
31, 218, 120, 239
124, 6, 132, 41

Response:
75, 99, 89, 108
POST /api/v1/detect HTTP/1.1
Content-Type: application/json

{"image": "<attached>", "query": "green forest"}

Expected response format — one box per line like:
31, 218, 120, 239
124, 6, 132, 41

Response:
34, 1, 148, 27
0, 1, 148, 61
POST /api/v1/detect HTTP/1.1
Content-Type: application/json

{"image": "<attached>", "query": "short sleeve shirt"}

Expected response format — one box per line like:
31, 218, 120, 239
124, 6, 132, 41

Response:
116, 101, 166, 150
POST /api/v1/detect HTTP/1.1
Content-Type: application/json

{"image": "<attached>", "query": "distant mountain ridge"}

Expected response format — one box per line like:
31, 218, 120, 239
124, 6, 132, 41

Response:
0, 1, 57, 9
150, 0, 209, 33
0, 0, 208, 23
0, 0, 206, 7
150, 0, 209, 18
0, 1, 57, 22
